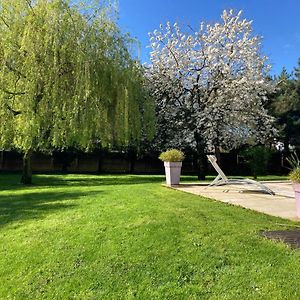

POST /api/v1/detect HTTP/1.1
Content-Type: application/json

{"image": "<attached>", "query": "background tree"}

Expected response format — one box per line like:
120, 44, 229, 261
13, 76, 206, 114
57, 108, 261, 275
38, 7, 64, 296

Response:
147, 10, 275, 179
241, 145, 273, 179
270, 65, 300, 152
0, 0, 154, 183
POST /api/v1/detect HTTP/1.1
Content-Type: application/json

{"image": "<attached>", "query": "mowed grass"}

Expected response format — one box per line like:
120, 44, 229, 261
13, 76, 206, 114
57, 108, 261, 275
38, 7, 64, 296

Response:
0, 174, 299, 299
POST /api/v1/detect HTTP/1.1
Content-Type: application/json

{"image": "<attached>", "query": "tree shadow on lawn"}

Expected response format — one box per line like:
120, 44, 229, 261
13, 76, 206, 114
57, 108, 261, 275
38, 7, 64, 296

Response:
0, 190, 101, 227
35, 175, 167, 187
43, 174, 199, 186
0, 173, 172, 191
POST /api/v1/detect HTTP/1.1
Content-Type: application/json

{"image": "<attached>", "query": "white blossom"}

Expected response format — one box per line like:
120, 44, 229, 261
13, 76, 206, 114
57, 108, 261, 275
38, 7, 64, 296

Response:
146, 10, 276, 150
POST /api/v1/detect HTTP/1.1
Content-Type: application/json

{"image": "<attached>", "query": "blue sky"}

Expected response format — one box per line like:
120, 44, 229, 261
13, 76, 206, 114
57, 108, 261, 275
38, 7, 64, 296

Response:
118, 0, 300, 75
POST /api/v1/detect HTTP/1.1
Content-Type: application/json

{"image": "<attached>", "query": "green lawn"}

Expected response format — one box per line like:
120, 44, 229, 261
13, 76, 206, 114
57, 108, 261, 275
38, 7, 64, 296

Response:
0, 174, 298, 299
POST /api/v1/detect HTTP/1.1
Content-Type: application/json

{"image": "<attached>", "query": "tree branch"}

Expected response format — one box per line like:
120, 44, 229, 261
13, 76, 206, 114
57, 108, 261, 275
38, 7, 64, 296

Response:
25, 0, 34, 12
0, 16, 10, 28
5, 103, 21, 116
5, 62, 27, 78
0, 87, 26, 96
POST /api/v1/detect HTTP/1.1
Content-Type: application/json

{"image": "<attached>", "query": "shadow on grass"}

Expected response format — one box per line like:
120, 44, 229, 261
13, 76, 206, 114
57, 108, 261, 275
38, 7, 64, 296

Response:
0, 173, 169, 190
0, 190, 101, 227
0, 173, 202, 193
35, 175, 167, 187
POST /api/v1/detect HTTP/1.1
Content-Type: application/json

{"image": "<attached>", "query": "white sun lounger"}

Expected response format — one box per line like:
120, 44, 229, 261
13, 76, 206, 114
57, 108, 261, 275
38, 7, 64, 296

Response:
207, 155, 275, 195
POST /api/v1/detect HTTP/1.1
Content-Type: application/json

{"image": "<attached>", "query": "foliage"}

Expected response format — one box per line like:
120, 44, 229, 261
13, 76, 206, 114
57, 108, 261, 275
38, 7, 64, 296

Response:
0, 0, 155, 182
147, 10, 275, 152
287, 152, 300, 183
0, 0, 154, 153
270, 65, 300, 150
241, 145, 273, 179
289, 168, 300, 183
286, 151, 300, 169
159, 149, 185, 162
1, 174, 300, 298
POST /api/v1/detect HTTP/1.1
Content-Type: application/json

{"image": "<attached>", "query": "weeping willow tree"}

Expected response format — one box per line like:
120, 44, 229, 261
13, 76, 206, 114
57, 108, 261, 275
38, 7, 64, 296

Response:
0, 0, 154, 183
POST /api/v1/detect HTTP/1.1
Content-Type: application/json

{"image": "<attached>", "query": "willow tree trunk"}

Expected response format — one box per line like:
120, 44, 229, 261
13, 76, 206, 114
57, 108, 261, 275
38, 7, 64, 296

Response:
21, 150, 32, 184
97, 149, 104, 174
128, 149, 137, 174
0, 151, 4, 169
194, 132, 207, 180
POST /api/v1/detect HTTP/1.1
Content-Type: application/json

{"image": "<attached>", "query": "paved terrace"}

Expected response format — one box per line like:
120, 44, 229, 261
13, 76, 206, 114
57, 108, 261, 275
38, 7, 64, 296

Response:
171, 181, 298, 221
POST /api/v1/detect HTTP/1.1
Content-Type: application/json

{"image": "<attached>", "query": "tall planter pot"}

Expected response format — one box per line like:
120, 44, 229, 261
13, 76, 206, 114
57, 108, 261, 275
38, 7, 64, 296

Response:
293, 183, 300, 218
164, 162, 182, 186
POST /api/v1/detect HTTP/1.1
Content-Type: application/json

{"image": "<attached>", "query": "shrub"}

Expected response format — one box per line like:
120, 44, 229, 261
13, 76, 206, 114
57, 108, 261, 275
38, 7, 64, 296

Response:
241, 145, 273, 179
289, 168, 300, 183
159, 149, 185, 162
287, 152, 300, 183
286, 152, 300, 169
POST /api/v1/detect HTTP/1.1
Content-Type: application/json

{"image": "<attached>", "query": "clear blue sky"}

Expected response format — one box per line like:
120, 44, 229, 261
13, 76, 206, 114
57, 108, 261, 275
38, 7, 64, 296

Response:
118, 0, 300, 75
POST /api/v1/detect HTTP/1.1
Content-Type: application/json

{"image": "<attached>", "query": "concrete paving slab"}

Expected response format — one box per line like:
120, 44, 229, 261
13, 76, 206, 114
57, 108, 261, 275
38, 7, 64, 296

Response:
170, 181, 299, 221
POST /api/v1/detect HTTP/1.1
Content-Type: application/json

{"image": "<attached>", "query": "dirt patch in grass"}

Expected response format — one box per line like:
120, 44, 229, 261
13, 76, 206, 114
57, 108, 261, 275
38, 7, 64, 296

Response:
261, 229, 300, 249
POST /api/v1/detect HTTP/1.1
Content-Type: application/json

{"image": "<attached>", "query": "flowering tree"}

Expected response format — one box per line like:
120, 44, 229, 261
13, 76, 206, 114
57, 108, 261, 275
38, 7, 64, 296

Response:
0, 0, 154, 183
147, 10, 275, 178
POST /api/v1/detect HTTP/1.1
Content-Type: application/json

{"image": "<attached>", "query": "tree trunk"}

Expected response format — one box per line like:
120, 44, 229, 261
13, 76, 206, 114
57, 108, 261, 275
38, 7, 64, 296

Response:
75, 156, 79, 171
194, 132, 207, 180
21, 150, 32, 184
283, 135, 290, 156
214, 145, 221, 164
97, 149, 103, 174
128, 149, 137, 174
0, 151, 4, 170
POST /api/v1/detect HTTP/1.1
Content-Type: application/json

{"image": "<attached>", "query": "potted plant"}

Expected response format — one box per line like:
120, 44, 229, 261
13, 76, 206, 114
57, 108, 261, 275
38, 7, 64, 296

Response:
287, 152, 300, 218
159, 149, 185, 186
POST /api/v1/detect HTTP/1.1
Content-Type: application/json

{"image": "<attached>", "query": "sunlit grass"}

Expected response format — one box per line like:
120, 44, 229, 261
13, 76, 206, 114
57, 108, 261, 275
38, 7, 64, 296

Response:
0, 173, 297, 299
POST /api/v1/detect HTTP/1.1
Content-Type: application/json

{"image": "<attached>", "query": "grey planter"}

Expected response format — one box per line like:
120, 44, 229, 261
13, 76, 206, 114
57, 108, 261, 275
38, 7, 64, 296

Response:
164, 161, 182, 186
